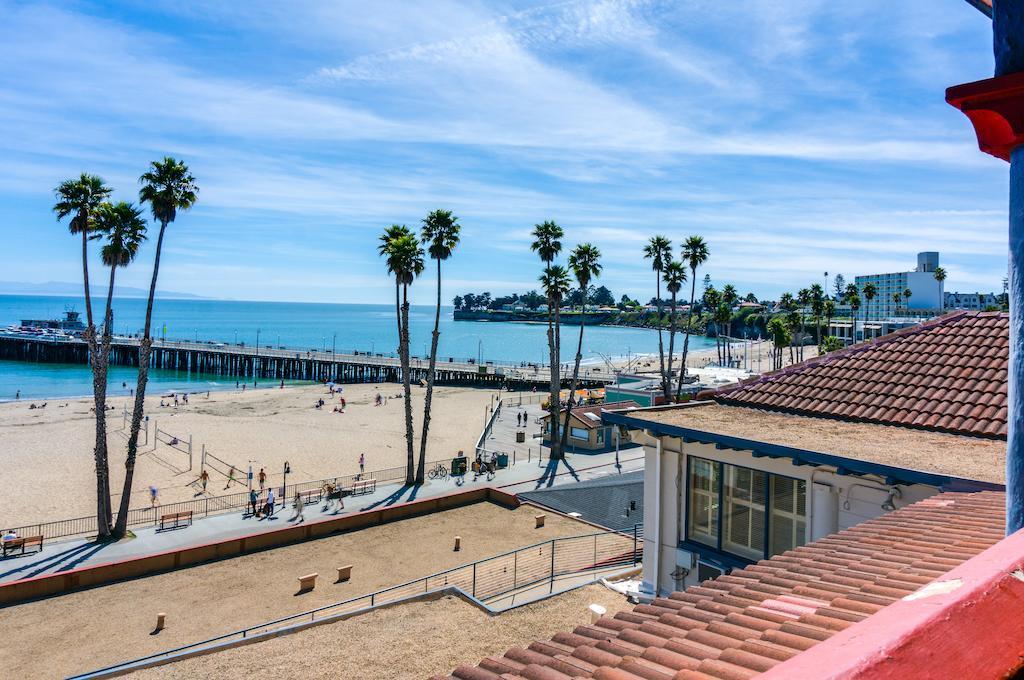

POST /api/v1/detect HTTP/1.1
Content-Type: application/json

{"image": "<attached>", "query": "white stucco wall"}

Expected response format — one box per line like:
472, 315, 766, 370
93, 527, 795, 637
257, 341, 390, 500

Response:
640, 436, 942, 595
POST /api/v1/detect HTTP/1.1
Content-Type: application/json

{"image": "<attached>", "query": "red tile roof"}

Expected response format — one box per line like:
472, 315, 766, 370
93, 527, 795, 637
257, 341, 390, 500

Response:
706, 311, 1008, 439
435, 491, 1005, 680
541, 401, 642, 429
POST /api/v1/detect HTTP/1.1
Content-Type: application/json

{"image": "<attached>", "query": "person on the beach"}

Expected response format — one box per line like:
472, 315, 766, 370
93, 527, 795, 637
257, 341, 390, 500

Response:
225, 466, 237, 490
249, 488, 259, 517
200, 469, 209, 492
14, 390, 19, 400
291, 491, 305, 523
258, 468, 266, 490
149, 485, 159, 508
174, 394, 179, 407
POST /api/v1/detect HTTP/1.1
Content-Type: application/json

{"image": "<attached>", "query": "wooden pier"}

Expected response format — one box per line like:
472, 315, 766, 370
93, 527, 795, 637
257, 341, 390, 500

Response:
0, 335, 615, 388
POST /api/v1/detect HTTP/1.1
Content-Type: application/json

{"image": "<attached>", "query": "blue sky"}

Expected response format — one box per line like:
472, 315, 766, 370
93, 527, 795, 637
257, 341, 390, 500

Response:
0, 0, 1008, 305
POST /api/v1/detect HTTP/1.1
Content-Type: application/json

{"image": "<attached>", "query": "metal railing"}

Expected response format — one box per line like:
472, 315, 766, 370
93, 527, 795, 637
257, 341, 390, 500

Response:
1, 458, 454, 543
69, 524, 642, 679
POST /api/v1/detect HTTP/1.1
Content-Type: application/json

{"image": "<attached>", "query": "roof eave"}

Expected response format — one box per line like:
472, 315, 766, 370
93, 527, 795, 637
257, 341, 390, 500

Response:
601, 409, 1004, 492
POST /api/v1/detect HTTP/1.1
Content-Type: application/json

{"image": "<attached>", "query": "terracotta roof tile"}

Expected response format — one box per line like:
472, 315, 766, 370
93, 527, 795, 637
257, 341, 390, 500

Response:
443, 491, 1004, 680
706, 312, 1008, 439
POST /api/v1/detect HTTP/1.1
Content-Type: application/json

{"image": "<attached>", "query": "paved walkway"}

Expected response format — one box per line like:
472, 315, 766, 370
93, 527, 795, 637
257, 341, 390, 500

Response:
0, 447, 644, 585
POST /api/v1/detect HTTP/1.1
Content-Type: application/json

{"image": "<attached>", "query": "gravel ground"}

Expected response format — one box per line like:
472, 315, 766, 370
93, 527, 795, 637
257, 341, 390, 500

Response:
133, 584, 630, 680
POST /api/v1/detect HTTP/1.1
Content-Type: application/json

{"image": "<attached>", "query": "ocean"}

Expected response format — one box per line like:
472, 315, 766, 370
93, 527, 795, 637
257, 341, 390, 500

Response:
0, 294, 714, 400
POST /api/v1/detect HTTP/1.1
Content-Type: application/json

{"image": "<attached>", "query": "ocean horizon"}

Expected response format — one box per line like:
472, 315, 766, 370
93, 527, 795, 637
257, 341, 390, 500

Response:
0, 294, 713, 400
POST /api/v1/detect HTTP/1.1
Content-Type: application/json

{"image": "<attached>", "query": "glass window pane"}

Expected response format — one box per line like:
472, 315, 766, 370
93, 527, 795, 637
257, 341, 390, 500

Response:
688, 458, 718, 547
770, 476, 807, 555
723, 465, 766, 560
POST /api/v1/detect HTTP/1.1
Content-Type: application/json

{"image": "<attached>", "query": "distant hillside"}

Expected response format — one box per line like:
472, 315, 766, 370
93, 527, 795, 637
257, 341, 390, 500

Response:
0, 281, 205, 300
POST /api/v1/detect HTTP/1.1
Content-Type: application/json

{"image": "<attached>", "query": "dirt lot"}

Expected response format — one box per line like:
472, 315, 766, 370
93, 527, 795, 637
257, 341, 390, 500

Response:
0, 502, 605, 679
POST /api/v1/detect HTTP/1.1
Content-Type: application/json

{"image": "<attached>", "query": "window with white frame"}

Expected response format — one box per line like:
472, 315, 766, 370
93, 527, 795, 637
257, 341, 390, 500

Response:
688, 457, 718, 547
769, 476, 807, 554
686, 456, 808, 562
570, 426, 588, 441
723, 465, 767, 560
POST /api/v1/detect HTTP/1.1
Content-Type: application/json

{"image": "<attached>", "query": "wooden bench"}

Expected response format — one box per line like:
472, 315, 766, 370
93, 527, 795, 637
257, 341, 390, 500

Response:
297, 489, 322, 505
2, 535, 43, 557
350, 479, 377, 496
158, 510, 193, 531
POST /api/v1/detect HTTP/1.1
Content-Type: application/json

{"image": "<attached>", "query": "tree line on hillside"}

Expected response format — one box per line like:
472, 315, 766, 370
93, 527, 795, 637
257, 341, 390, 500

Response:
54, 160, 197, 539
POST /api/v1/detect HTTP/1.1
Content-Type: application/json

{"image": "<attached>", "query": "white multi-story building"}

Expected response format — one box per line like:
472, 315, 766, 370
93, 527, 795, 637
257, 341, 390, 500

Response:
945, 291, 1001, 310
855, 251, 944, 320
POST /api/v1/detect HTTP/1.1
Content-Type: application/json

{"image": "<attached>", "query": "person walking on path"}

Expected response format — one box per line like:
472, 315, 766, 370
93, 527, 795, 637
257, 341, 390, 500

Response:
149, 485, 159, 509
200, 469, 209, 493
248, 488, 259, 517
225, 465, 237, 490
258, 468, 266, 490
291, 491, 305, 523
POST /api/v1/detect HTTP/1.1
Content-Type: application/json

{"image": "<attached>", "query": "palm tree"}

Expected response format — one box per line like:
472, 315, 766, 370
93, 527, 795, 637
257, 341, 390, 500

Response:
380, 225, 411, 346
714, 303, 733, 365
702, 286, 722, 364
559, 244, 602, 455
721, 284, 738, 364
809, 284, 825, 347
539, 265, 571, 457
903, 287, 913, 315
934, 267, 947, 285
796, 288, 810, 362
53, 174, 114, 537
847, 293, 862, 344
823, 299, 836, 333
417, 210, 460, 483
662, 261, 687, 401
892, 292, 902, 314
767, 316, 791, 371
676, 236, 708, 401
380, 228, 424, 484
114, 158, 197, 535
531, 221, 565, 459
862, 283, 877, 340
643, 236, 672, 398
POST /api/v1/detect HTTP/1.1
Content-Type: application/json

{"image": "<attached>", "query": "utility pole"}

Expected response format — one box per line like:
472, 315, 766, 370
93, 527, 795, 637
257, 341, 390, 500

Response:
947, 0, 1024, 534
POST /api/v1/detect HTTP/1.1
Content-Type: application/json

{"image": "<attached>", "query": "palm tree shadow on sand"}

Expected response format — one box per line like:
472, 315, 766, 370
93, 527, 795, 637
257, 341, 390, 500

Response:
534, 457, 579, 489
360, 483, 422, 511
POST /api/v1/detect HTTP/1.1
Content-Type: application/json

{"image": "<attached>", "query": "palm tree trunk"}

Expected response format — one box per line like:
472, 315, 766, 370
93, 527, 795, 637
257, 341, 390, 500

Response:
81, 225, 111, 539
93, 263, 119, 536
417, 259, 442, 484
401, 285, 415, 485
558, 301, 587, 455
546, 295, 561, 461
114, 221, 167, 536
655, 275, 667, 398
675, 276, 698, 401
664, 293, 678, 401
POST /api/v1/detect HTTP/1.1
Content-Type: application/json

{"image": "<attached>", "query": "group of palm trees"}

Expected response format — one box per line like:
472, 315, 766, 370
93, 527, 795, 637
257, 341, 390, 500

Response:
644, 235, 710, 402
54, 159, 197, 539
378, 211, 461, 484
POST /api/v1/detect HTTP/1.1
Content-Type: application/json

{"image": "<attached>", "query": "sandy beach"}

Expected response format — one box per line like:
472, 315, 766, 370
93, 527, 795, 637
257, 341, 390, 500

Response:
0, 383, 504, 528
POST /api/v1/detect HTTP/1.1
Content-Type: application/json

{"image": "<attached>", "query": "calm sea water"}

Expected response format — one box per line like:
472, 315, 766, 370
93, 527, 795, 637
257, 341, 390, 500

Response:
0, 294, 713, 400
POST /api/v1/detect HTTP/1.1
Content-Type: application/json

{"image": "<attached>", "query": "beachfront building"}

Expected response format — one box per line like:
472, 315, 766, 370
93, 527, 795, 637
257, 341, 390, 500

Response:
602, 311, 1005, 596
540, 401, 639, 452
946, 290, 1002, 310
855, 251, 945, 321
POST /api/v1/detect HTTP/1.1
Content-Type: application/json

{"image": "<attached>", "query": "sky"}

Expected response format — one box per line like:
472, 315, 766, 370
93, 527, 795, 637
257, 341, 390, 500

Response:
0, 0, 1009, 305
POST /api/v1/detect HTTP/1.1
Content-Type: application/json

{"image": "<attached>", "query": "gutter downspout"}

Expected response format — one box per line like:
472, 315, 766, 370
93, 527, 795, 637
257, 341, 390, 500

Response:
651, 436, 662, 597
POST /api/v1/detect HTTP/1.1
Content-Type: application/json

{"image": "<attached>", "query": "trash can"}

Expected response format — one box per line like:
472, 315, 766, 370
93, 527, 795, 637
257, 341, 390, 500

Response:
516, 431, 526, 443
496, 453, 509, 469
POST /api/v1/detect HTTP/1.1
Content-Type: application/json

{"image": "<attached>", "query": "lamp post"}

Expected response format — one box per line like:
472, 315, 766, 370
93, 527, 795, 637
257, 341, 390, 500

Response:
332, 333, 337, 355
194, 328, 197, 343
255, 328, 261, 385
234, 329, 238, 344
282, 460, 291, 501
478, 339, 483, 365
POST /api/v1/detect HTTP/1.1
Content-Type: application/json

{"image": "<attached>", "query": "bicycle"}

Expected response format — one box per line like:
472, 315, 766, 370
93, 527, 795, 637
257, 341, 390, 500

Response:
428, 462, 448, 480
